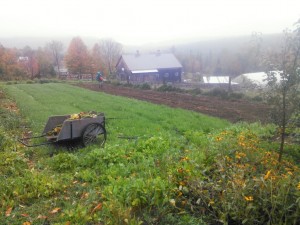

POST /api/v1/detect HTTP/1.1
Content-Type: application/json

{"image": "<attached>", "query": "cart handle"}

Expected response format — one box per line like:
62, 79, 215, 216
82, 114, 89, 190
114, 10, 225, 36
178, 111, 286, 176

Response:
18, 134, 53, 147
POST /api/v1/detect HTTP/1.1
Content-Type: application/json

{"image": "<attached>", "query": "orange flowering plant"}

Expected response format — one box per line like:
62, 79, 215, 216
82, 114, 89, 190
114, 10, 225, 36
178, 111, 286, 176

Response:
178, 124, 300, 225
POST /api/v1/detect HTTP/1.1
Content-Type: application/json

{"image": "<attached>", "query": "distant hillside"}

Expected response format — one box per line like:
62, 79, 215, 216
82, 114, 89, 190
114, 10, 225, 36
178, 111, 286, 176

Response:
0, 36, 100, 50
173, 33, 282, 54
126, 33, 283, 55
0, 33, 282, 55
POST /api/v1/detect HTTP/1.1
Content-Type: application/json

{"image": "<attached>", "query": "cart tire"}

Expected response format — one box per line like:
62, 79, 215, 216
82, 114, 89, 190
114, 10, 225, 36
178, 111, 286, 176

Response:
82, 123, 106, 147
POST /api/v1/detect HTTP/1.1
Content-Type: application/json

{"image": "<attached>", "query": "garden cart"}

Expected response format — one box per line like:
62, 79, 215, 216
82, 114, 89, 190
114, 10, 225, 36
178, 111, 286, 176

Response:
18, 112, 106, 147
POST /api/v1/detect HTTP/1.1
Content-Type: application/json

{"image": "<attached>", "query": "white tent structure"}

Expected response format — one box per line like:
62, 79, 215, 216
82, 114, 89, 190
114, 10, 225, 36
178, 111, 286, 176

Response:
233, 71, 282, 88
203, 76, 238, 85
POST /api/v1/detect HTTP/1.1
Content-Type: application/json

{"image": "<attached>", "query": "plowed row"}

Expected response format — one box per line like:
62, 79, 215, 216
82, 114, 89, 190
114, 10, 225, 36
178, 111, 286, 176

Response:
77, 83, 270, 123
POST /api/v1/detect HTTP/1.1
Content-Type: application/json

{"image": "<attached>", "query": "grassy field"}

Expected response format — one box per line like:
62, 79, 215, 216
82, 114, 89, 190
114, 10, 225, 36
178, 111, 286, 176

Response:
4, 83, 229, 137
1, 82, 299, 225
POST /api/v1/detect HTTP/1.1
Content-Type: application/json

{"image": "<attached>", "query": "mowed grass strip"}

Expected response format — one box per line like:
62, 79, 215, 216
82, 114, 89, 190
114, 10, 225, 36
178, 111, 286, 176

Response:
4, 83, 230, 138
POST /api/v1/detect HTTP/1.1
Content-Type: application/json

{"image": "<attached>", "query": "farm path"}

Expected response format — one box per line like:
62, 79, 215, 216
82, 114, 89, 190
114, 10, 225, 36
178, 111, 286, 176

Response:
76, 83, 270, 123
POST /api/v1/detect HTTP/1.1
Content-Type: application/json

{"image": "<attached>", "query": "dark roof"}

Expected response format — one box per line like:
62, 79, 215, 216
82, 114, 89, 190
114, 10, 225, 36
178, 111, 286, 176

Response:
119, 53, 182, 71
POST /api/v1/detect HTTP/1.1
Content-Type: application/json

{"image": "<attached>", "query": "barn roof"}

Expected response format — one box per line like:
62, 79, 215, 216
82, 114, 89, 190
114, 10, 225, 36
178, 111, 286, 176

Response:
118, 53, 182, 71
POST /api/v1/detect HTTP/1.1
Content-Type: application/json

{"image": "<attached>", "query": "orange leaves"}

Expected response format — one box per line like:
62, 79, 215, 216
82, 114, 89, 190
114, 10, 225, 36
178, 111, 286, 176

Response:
180, 156, 189, 162
65, 37, 90, 75
3, 102, 19, 113
50, 207, 61, 214
91, 203, 103, 214
80, 192, 89, 199
5, 206, 12, 217
37, 215, 48, 219
22, 222, 31, 225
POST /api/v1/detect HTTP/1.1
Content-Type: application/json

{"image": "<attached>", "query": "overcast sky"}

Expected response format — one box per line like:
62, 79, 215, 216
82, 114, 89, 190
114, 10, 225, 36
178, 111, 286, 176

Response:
0, 0, 299, 45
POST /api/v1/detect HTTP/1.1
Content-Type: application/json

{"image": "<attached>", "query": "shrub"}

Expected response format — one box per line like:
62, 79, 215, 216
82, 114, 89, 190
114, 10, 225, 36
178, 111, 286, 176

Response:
0, 108, 23, 131
229, 92, 244, 99
204, 88, 228, 98
204, 89, 246, 100
26, 80, 35, 84
137, 83, 151, 90
38, 79, 50, 84
175, 129, 300, 225
156, 84, 183, 92
189, 88, 202, 95
123, 83, 134, 88
50, 153, 78, 172
252, 95, 263, 102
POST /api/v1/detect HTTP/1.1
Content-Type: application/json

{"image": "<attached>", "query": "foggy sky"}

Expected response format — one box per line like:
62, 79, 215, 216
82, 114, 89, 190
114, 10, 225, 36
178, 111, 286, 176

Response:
0, 0, 299, 45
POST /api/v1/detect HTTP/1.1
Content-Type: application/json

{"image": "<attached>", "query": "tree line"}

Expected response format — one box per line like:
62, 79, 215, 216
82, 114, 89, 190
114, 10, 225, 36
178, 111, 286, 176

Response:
174, 32, 268, 78
0, 31, 296, 82
0, 37, 122, 81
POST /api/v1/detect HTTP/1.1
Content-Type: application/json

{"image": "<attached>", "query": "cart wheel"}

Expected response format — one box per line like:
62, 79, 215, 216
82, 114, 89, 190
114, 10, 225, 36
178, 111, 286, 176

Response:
82, 123, 106, 147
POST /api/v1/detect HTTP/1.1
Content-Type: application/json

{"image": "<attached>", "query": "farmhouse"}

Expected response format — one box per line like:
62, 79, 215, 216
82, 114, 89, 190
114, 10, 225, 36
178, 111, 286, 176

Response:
116, 51, 183, 84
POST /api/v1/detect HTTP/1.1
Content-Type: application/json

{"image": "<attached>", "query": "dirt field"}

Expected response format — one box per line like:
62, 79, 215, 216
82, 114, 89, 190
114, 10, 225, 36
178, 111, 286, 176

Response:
77, 83, 270, 123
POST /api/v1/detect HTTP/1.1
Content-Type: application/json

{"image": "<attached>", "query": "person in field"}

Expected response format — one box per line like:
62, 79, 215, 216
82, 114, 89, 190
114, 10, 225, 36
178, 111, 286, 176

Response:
96, 71, 103, 88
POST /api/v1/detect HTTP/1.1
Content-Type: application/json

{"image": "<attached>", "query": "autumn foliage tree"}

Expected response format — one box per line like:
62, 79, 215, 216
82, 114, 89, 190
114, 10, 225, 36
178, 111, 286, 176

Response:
64, 37, 90, 79
1, 48, 17, 79
0, 44, 26, 80
0, 44, 4, 77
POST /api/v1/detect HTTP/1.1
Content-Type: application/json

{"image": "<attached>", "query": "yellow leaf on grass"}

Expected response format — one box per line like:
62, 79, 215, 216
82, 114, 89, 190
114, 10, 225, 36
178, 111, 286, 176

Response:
50, 207, 61, 214
23, 222, 31, 225
264, 170, 271, 180
5, 207, 12, 217
65, 221, 71, 225
21, 213, 29, 217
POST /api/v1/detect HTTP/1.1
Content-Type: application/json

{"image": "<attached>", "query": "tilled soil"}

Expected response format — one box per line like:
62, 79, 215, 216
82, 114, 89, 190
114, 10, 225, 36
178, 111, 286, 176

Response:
77, 83, 270, 123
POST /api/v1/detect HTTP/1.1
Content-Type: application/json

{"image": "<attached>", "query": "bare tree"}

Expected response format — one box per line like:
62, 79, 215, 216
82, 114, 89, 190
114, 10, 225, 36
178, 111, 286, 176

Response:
265, 20, 300, 162
48, 40, 63, 78
91, 43, 105, 79
36, 47, 53, 77
98, 39, 122, 78
23, 46, 38, 79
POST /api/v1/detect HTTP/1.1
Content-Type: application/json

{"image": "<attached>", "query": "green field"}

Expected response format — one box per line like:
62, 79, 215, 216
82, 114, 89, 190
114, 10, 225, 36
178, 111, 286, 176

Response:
4, 83, 229, 137
1, 83, 299, 225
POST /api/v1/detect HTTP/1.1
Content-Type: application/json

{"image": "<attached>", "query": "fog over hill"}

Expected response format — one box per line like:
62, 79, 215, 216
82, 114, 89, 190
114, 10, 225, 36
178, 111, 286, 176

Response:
135, 33, 282, 54
0, 33, 282, 55
0, 36, 98, 50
